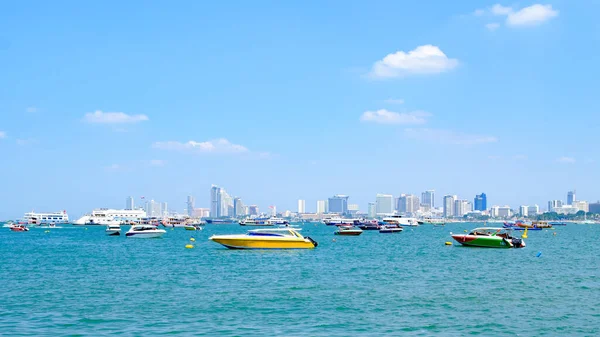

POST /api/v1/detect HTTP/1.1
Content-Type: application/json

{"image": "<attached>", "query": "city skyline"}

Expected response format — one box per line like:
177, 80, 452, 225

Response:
2, 2, 600, 219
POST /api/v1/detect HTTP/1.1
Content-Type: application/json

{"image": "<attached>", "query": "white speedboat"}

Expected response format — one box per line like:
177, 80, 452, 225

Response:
379, 226, 404, 234
106, 224, 121, 236
382, 215, 419, 227
125, 225, 166, 238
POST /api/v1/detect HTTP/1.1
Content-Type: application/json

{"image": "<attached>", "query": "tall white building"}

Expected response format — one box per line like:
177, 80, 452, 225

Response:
519, 205, 528, 217
126, 196, 134, 210
527, 205, 539, 216
368, 202, 376, 218
270, 205, 277, 216
548, 200, 562, 212
421, 190, 435, 208
316, 200, 326, 214
454, 199, 471, 217
298, 200, 306, 214
161, 202, 168, 216
443, 195, 457, 218
187, 195, 195, 217
376, 194, 394, 215
491, 205, 512, 218
574, 200, 589, 212
398, 194, 420, 214
145, 199, 162, 218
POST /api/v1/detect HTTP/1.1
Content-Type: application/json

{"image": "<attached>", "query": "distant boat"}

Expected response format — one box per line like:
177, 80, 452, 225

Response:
126, 225, 166, 238
379, 225, 403, 234
381, 215, 418, 227
334, 226, 363, 236
451, 227, 525, 248
205, 218, 237, 224
105, 224, 121, 236
209, 228, 317, 249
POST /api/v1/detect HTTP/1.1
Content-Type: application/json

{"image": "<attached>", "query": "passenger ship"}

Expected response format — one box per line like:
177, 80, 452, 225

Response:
73, 208, 147, 226
23, 211, 69, 225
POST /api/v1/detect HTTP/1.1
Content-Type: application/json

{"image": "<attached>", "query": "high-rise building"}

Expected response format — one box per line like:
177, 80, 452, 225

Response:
126, 196, 134, 210
247, 205, 259, 216
210, 186, 221, 217
375, 194, 394, 215
270, 205, 277, 216
474, 193, 487, 211
145, 199, 162, 218
298, 200, 306, 214
574, 200, 589, 212
368, 202, 376, 218
421, 190, 435, 208
527, 205, 539, 216
161, 202, 168, 216
186, 196, 195, 217
491, 205, 512, 218
519, 205, 528, 217
567, 190, 576, 205
454, 199, 471, 217
193, 208, 210, 218
328, 195, 349, 214
548, 200, 562, 212
398, 194, 419, 214
589, 201, 600, 214
233, 197, 245, 217
443, 195, 457, 218
316, 200, 326, 214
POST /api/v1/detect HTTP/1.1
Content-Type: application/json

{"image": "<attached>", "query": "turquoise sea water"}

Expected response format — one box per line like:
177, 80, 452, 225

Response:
1, 223, 599, 336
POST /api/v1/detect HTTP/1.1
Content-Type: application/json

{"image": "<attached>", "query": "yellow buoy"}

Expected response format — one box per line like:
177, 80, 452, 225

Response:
522, 227, 528, 239
190, 238, 196, 242
464, 230, 468, 233
185, 244, 194, 249
445, 241, 452, 245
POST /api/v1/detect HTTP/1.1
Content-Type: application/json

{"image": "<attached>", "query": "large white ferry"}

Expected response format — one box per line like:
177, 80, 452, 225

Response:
74, 208, 147, 226
23, 211, 69, 225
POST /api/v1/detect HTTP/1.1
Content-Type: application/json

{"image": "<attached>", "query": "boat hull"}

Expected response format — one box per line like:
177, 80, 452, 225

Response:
106, 230, 120, 236
210, 237, 316, 249
334, 230, 363, 236
451, 235, 525, 248
126, 231, 165, 238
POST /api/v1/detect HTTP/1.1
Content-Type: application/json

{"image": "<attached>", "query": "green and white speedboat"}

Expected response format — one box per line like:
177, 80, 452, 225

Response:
451, 227, 526, 248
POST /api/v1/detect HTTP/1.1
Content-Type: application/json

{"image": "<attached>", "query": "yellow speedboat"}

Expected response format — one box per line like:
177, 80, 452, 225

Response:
209, 228, 318, 249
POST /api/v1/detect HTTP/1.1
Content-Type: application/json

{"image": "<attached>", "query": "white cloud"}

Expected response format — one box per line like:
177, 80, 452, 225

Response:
105, 164, 121, 171
507, 4, 558, 26
370, 45, 458, 78
491, 4, 513, 15
153, 138, 250, 154
26, 107, 37, 113
360, 109, 431, 125
383, 98, 405, 104
16, 138, 36, 146
149, 159, 166, 166
473, 9, 485, 16
557, 156, 575, 164
84, 110, 149, 124
0, 131, 5, 139
486, 23, 500, 31
404, 128, 498, 145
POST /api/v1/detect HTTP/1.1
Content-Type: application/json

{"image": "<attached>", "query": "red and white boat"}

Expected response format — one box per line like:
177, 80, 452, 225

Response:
10, 224, 29, 232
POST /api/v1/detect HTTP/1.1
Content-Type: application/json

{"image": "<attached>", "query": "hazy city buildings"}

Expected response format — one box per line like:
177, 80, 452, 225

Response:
375, 194, 394, 215
187, 196, 195, 217
161, 202, 168, 216
316, 200, 326, 214
474, 193, 487, 211
233, 197, 245, 217
348, 204, 359, 214
491, 205, 512, 218
574, 200, 588, 212
548, 200, 563, 212
328, 195, 349, 214
421, 190, 435, 208
368, 202, 376, 218
298, 200, 306, 214
126, 196, 134, 210
589, 202, 600, 213
454, 199, 472, 217
247, 205, 259, 216
443, 195, 457, 218
567, 190, 576, 205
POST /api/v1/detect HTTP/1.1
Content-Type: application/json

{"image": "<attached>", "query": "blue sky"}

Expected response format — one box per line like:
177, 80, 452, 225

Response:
1, 0, 598, 218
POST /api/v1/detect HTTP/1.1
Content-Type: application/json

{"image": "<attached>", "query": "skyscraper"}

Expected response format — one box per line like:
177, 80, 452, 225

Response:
316, 200, 326, 214
328, 195, 349, 214
210, 186, 220, 218
567, 190, 576, 205
474, 193, 487, 211
398, 194, 419, 214
368, 202, 376, 218
443, 195, 457, 218
375, 194, 394, 215
298, 200, 306, 213
454, 199, 471, 217
187, 195, 195, 217
161, 202, 168, 216
126, 196, 134, 210
233, 197, 245, 217
248, 205, 259, 216
548, 200, 562, 212
421, 190, 435, 208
